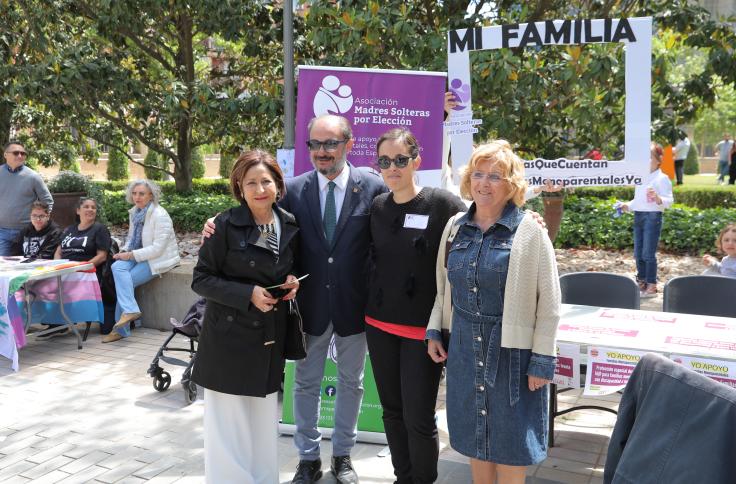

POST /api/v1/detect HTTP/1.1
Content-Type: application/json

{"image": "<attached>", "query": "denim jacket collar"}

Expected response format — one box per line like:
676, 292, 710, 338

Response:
457, 201, 523, 232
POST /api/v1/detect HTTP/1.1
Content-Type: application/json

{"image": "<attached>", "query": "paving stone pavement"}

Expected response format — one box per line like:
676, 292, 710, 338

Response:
1, 325, 616, 483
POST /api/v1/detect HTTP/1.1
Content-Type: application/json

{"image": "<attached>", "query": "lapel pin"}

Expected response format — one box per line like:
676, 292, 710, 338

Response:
353, 187, 360, 193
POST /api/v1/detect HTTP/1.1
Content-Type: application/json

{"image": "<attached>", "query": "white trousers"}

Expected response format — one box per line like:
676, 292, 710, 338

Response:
204, 389, 279, 484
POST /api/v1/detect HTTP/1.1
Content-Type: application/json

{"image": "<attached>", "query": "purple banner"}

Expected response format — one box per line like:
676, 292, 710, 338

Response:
295, 66, 446, 176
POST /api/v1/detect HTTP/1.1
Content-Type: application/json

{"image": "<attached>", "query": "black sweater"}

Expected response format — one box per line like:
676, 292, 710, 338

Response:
366, 187, 466, 327
11, 221, 63, 259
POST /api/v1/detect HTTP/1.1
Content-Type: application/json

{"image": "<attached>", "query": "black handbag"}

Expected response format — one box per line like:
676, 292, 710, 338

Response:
284, 299, 307, 360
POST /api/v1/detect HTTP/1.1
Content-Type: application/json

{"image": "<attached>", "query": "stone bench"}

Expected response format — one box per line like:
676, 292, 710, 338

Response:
135, 261, 198, 331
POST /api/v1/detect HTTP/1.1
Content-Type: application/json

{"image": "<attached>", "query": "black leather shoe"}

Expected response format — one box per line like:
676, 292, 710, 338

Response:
331, 455, 359, 484
292, 458, 322, 484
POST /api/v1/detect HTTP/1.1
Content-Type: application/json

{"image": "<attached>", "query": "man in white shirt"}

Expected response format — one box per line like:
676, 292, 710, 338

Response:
673, 135, 691, 185
715, 134, 733, 184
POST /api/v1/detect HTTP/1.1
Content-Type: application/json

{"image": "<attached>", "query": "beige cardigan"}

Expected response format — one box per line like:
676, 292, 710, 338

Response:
427, 212, 561, 356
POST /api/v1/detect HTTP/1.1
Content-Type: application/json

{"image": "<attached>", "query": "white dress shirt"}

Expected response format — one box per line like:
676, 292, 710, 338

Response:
317, 163, 350, 220
674, 138, 690, 160
628, 169, 674, 212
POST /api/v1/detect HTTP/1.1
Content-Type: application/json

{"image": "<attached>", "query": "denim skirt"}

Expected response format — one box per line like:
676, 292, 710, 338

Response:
445, 307, 549, 466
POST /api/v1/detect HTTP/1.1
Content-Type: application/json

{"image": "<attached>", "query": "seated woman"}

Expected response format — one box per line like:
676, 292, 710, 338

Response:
53, 196, 114, 335
11, 201, 62, 259
107, 179, 180, 343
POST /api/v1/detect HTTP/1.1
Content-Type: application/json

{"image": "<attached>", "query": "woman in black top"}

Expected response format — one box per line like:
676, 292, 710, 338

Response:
366, 129, 466, 484
11, 201, 62, 259
191, 150, 302, 483
55, 196, 115, 334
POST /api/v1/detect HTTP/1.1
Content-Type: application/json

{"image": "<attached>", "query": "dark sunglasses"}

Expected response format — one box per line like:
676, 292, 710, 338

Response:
8, 151, 27, 157
376, 155, 413, 170
306, 139, 348, 152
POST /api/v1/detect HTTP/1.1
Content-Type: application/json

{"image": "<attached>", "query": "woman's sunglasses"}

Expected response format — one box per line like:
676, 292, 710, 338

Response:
376, 155, 414, 170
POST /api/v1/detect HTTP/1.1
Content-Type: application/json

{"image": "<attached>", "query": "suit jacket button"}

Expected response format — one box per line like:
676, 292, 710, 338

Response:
328, 257, 334, 263
326, 284, 330, 289
249, 260, 255, 267
240, 241, 246, 247
226, 315, 233, 322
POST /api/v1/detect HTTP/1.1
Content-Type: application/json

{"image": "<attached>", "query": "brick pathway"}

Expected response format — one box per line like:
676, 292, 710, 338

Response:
1, 326, 615, 483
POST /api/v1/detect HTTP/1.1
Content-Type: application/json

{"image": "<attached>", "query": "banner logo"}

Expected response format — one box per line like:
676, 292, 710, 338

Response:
449, 78, 471, 111
313, 75, 354, 116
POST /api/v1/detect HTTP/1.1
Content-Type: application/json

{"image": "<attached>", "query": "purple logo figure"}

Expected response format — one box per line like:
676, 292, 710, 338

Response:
449, 78, 471, 111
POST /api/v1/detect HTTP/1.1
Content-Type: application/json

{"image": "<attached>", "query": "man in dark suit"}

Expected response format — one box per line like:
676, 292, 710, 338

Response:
281, 115, 386, 484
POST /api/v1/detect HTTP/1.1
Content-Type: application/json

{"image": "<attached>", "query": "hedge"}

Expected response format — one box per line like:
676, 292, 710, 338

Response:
573, 185, 736, 209
105, 191, 237, 231
96, 178, 231, 195
556, 196, 736, 254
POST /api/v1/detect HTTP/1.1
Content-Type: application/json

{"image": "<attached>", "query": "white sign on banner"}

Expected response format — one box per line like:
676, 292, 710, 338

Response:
553, 342, 581, 389
584, 346, 650, 396
670, 355, 736, 390
447, 17, 652, 187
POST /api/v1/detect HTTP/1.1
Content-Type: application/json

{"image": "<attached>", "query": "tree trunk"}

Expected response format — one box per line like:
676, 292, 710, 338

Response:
0, 100, 14, 155
173, 13, 195, 193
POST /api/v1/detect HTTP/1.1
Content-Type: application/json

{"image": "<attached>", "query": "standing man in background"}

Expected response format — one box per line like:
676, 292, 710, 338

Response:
715, 134, 733, 185
673, 134, 690, 186
0, 141, 54, 255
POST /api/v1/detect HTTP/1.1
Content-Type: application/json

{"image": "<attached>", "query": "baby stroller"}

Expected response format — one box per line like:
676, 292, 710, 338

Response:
147, 297, 204, 404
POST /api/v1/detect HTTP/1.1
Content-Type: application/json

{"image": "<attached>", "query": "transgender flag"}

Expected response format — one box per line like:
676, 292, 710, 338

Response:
15, 271, 104, 329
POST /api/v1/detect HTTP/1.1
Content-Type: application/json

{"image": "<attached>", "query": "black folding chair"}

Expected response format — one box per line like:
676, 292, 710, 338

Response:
550, 272, 640, 446
663, 275, 736, 318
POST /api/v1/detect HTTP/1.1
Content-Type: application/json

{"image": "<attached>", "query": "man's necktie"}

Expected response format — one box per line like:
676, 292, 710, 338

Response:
323, 181, 337, 243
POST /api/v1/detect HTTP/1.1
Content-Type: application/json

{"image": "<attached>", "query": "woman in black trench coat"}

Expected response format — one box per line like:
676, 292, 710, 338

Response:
191, 150, 301, 484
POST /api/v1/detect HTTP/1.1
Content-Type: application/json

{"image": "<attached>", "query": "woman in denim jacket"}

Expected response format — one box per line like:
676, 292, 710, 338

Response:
427, 140, 560, 483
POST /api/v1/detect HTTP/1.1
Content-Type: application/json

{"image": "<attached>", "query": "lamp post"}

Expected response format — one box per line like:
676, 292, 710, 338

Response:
283, 0, 295, 150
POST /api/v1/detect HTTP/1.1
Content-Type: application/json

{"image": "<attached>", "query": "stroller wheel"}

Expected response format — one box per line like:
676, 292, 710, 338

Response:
153, 371, 172, 392
184, 380, 198, 404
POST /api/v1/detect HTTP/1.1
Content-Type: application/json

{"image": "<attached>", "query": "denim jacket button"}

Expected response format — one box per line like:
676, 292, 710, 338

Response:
480, 409, 487, 416
476, 336, 482, 342
479, 385, 485, 391
476, 311, 480, 315
478, 361, 484, 367
472, 287, 477, 292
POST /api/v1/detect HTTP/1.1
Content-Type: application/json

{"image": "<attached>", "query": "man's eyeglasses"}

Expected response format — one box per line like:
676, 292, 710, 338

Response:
471, 171, 506, 183
7, 151, 27, 157
376, 155, 414, 170
306, 139, 348, 152
31, 214, 50, 221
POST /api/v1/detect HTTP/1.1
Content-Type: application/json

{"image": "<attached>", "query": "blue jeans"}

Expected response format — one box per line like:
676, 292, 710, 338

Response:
718, 160, 729, 181
111, 259, 154, 337
633, 211, 663, 285
293, 323, 367, 460
0, 227, 21, 256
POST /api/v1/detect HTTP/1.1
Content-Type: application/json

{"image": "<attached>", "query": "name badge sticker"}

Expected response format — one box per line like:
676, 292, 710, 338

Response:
404, 214, 429, 230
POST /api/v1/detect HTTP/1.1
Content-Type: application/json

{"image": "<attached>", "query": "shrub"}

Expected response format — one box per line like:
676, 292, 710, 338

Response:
684, 143, 699, 175
191, 147, 205, 179
219, 148, 237, 179
95, 178, 229, 195
572, 186, 736, 209
143, 150, 165, 181
556, 195, 736, 254
103, 191, 236, 231
106, 147, 129, 181
49, 171, 108, 222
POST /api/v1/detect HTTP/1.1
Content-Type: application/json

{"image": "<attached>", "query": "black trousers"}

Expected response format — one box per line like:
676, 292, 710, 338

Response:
366, 324, 444, 484
674, 159, 685, 185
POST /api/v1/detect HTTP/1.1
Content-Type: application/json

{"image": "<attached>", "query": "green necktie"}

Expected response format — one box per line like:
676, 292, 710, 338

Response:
323, 181, 337, 243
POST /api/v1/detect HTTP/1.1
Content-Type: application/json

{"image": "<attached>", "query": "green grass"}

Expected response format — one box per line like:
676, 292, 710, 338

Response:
681, 174, 736, 188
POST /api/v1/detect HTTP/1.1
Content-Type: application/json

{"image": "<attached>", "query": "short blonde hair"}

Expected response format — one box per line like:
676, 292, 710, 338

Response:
459, 140, 527, 207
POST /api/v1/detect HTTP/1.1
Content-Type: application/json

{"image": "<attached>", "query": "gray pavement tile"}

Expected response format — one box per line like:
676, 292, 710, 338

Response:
26, 443, 77, 464
94, 460, 150, 483
54, 464, 109, 484
0, 436, 47, 455
26, 469, 70, 484
96, 446, 148, 470
58, 450, 111, 474
133, 456, 186, 480
19, 455, 74, 480
0, 460, 37, 481
0, 445, 45, 470
3, 475, 32, 484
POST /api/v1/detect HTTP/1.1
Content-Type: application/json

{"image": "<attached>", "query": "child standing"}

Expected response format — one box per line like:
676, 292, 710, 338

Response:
703, 223, 736, 278
621, 143, 674, 298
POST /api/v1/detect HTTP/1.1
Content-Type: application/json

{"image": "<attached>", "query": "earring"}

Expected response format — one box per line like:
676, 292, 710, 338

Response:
276, 191, 281, 200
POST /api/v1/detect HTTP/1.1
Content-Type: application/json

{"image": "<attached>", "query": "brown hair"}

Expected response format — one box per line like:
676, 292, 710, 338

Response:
716, 223, 736, 254
229, 150, 285, 204
651, 142, 664, 165
30, 200, 51, 214
376, 128, 420, 159
459, 140, 527, 206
